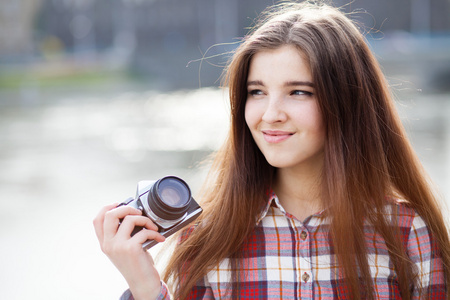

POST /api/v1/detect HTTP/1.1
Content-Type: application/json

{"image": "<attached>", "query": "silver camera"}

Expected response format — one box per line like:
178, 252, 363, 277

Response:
118, 176, 202, 250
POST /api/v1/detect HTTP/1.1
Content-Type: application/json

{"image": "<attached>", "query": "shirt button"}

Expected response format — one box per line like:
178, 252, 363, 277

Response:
300, 231, 308, 240
302, 272, 310, 283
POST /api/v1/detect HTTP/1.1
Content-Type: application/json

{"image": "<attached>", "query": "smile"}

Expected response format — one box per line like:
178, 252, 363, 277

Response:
262, 130, 294, 143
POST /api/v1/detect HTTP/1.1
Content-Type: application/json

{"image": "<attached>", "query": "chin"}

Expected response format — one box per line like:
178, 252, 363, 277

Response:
264, 157, 293, 169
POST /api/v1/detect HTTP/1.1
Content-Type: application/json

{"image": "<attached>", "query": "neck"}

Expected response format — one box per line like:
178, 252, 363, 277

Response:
273, 161, 323, 221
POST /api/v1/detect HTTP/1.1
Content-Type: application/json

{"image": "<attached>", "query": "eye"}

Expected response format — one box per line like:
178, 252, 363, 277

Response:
291, 90, 313, 96
248, 89, 264, 96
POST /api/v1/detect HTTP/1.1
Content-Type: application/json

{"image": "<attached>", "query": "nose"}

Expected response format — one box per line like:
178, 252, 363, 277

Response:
261, 95, 287, 124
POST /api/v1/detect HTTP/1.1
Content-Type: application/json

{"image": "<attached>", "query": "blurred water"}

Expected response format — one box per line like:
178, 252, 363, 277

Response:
0, 85, 449, 299
0, 86, 229, 299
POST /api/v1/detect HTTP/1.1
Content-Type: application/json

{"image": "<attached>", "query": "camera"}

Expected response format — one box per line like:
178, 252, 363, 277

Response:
118, 176, 202, 250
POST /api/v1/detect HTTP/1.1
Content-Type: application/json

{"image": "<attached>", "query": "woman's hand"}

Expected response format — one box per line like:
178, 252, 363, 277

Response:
93, 204, 166, 300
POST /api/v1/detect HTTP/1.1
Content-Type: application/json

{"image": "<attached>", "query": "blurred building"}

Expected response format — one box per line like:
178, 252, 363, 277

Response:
0, 0, 43, 59
1, 0, 450, 90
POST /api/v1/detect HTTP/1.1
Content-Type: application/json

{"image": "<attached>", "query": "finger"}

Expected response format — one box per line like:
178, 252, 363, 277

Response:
93, 203, 118, 242
131, 228, 166, 245
117, 215, 159, 238
103, 206, 143, 240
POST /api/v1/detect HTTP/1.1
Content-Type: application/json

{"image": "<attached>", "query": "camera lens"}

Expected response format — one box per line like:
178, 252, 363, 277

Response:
147, 176, 191, 221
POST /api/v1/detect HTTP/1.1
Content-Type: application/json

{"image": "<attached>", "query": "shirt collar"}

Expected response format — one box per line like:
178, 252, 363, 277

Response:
257, 189, 326, 224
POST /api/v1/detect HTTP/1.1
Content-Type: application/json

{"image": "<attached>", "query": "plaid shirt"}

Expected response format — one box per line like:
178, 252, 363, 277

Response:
122, 193, 446, 299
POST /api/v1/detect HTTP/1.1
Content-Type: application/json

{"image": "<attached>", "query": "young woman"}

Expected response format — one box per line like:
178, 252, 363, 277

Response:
94, 2, 450, 299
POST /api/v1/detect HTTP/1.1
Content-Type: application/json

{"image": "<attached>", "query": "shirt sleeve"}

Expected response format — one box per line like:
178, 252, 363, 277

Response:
407, 213, 446, 299
119, 281, 170, 300
119, 278, 215, 300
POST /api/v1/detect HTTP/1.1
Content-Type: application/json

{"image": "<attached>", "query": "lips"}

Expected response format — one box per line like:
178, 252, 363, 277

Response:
262, 130, 294, 143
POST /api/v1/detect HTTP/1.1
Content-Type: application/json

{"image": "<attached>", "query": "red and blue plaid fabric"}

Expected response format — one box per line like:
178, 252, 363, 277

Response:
123, 193, 446, 299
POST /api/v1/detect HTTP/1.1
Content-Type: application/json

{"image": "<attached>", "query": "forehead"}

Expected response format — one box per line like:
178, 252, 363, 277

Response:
247, 45, 312, 82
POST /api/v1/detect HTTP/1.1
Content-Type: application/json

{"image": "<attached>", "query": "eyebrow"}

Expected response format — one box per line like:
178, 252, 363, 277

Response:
247, 80, 315, 88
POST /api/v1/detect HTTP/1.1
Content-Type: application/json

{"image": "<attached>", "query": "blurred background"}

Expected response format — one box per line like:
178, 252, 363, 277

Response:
0, 0, 449, 299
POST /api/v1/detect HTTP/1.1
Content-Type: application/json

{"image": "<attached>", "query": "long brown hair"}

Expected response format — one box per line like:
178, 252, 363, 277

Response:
163, 2, 450, 299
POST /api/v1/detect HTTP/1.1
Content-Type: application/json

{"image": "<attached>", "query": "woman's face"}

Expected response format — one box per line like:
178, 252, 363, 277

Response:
245, 45, 325, 173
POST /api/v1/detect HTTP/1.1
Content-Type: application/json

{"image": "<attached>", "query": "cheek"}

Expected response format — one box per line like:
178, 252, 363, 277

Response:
296, 102, 325, 136
306, 112, 324, 133
311, 108, 326, 143
244, 101, 257, 130
313, 106, 325, 134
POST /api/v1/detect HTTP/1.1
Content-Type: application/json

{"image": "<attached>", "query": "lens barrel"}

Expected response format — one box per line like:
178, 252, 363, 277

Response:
147, 176, 191, 221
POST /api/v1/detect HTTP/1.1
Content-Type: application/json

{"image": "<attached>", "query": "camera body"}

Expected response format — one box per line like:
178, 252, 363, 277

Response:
119, 176, 202, 250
